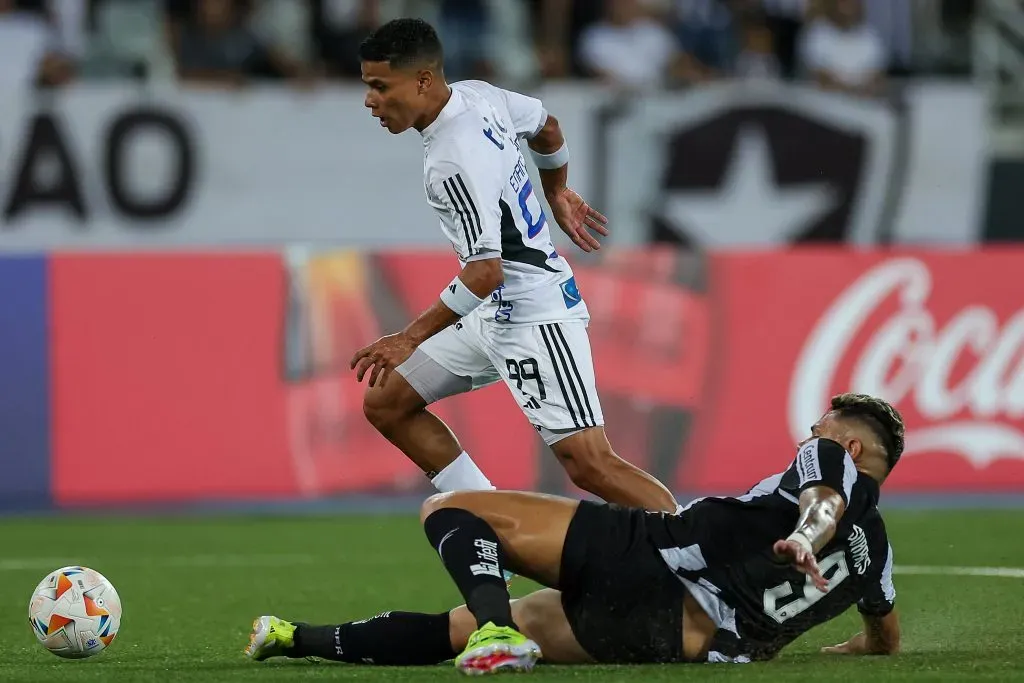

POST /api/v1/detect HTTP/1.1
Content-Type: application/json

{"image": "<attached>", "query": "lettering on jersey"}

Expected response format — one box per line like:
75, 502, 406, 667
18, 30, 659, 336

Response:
849, 525, 871, 575
510, 156, 547, 239
510, 157, 530, 194
470, 538, 502, 578
483, 127, 505, 150
483, 116, 511, 150
796, 441, 822, 485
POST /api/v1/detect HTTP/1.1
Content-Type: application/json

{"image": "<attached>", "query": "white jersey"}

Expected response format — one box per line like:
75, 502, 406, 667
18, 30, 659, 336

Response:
421, 80, 589, 326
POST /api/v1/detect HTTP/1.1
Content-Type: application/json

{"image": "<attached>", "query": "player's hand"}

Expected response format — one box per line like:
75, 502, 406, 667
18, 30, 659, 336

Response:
773, 539, 828, 592
821, 632, 868, 655
350, 332, 417, 388
547, 187, 609, 253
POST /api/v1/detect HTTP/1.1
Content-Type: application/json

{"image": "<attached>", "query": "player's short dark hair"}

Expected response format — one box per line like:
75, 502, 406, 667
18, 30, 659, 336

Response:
830, 393, 905, 472
358, 18, 444, 70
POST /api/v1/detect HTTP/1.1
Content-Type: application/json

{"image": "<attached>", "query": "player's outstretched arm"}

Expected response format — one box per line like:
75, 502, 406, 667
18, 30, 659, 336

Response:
772, 485, 847, 592
350, 258, 502, 388
822, 610, 901, 656
528, 115, 608, 253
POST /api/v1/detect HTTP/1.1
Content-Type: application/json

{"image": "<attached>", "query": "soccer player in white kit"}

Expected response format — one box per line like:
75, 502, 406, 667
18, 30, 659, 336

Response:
351, 18, 678, 514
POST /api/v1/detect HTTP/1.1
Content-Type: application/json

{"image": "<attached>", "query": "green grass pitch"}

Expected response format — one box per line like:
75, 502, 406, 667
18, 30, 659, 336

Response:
1, 509, 1022, 682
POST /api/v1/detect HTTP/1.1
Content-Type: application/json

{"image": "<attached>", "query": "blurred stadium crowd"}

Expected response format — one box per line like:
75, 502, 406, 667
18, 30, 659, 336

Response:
1, 0, 977, 93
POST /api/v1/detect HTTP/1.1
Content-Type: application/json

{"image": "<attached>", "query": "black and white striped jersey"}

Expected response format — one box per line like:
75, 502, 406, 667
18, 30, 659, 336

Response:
647, 437, 896, 662
421, 80, 589, 326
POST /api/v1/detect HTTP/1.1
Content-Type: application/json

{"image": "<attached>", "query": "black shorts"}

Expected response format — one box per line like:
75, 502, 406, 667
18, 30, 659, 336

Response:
559, 501, 687, 664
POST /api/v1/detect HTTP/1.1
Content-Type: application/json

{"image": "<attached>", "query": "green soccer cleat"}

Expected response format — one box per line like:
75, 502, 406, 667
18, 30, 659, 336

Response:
245, 615, 296, 661
455, 622, 541, 675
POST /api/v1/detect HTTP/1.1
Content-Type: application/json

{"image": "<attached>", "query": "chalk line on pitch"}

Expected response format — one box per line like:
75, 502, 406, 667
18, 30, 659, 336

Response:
893, 565, 1024, 579
0, 554, 316, 572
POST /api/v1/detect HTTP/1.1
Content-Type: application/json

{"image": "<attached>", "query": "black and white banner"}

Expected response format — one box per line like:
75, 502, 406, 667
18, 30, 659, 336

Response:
600, 81, 989, 247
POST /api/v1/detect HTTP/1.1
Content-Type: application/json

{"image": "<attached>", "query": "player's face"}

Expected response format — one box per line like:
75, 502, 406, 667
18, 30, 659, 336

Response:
361, 61, 423, 134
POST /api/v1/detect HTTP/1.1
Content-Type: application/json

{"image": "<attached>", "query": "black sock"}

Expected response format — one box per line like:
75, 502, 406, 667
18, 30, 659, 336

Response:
423, 507, 515, 629
291, 612, 455, 665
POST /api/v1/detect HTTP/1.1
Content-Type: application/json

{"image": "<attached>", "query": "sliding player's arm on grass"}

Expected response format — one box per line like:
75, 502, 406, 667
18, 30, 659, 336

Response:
822, 609, 900, 656
825, 540, 900, 656
773, 438, 900, 656
775, 482, 901, 654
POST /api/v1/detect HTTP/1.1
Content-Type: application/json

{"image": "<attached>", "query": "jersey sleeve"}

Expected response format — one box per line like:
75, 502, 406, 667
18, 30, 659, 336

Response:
498, 87, 547, 139
459, 80, 547, 139
857, 542, 896, 617
793, 438, 858, 506
426, 160, 502, 261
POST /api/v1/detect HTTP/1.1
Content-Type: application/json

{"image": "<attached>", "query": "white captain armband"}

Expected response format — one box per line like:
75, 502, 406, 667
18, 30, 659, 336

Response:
530, 141, 569, 170
440, 276, 487, 317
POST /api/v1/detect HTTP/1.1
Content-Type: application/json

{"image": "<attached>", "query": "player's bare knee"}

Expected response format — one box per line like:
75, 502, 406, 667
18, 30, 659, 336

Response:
362, 382, 419, 435
420, 491, 459, 522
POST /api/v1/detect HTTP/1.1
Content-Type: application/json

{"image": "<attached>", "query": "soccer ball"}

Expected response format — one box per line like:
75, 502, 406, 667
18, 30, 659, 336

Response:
28, 566, 122, 659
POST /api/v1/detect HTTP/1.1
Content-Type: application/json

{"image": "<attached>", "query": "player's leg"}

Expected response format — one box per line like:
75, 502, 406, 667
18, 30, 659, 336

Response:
491, 320, 678, 512
550, 426, 678, 512
246, 612, 457, 665
248, 491, 580, 670
245, 590, 590, 667
419, 490, 580, 672
362, 319, 499, 492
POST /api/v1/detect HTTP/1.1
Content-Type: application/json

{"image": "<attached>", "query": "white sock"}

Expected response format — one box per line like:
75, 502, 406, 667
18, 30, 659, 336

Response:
430, 451, 495, 493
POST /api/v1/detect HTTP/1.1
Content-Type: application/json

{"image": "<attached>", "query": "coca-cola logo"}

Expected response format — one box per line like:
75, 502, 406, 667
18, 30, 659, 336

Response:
790, 257, 1024, 468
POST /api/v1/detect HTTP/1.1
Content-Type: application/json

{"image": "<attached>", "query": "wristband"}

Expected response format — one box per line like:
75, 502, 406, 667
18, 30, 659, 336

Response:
786, 531, 814, 556
440, 276, 486, 317
530, 141, 569, 170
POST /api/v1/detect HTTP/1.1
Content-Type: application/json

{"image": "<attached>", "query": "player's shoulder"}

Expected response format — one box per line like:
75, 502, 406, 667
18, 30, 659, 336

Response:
790, 438, 856, 475
452, 79, 500, 99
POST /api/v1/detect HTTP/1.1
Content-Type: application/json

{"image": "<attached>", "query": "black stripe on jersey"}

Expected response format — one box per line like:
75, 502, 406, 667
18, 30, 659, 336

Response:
443, 178, 474, 249
539, 325, 580, 428
454, 174, 482, 242
542, 324, 591, 428
552, 324, 596, 425
499, 200, 560, 273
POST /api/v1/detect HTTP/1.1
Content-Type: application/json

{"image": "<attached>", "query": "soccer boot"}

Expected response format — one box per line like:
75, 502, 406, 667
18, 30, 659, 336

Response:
245, 615, 296, 661
455, 621, 541, 675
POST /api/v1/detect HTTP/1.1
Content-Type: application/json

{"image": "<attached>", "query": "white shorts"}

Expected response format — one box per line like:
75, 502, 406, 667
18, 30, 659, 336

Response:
397, 315, 605, 445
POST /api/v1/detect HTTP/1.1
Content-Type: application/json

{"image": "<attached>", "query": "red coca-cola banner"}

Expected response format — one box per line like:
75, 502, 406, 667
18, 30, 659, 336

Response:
687, 250, 1024, 493
49, 249, 1024, 505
